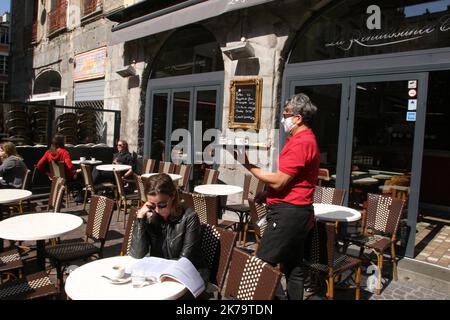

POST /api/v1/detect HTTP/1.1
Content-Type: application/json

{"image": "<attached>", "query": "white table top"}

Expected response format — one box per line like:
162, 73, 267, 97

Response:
72, 160, 103, 165
313, 203, 361, 222
194, 184, 243, 196
0, 189, 32, 204
65, 256, 187, 300
379, 185, 410, 192
141, 173, 182, 181
96, 164, 131, 172
352, 177, 379, 185
0, 212, 83, 241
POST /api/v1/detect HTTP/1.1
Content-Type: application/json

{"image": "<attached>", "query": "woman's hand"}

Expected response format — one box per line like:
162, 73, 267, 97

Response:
137, 202, 154, 219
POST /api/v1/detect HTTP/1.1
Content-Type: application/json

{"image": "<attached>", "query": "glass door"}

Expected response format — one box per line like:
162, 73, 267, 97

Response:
289, 78, 350, 188
346, 73, 427, 256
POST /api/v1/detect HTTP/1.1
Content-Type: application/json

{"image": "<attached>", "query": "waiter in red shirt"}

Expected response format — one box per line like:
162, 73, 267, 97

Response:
236, 93, 319, 300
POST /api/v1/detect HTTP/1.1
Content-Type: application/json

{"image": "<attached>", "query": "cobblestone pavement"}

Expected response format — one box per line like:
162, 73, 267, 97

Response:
415, 217, 450, 268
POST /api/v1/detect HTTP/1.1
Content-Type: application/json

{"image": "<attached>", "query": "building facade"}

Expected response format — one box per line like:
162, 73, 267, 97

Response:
0, 12, 10, 101
10, 0, 450, 259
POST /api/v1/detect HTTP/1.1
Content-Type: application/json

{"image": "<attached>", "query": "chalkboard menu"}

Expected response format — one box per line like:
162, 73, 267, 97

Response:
228, 78, 262, 129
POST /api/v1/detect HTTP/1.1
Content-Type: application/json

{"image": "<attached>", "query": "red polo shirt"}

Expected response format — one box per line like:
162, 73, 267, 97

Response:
267, 128, 320, 206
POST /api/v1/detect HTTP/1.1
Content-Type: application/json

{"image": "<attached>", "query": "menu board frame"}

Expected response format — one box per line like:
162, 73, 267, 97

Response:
228, 78, 262, 129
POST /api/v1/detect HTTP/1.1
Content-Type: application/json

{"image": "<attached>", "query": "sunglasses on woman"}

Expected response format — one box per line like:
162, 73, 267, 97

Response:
147, 202, 168, 209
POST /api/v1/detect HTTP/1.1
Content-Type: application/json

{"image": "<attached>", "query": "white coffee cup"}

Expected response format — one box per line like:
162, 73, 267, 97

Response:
91, 157, 96, 162
80, 157, 86, 162
110, 265, 125, 279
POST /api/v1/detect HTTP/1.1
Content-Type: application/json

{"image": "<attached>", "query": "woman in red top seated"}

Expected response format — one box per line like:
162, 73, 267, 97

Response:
37, 134, 76, 180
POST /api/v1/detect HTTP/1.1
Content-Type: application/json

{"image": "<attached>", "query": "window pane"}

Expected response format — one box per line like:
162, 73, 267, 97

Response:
150, 93, 168, 161
289, 0, 450, 63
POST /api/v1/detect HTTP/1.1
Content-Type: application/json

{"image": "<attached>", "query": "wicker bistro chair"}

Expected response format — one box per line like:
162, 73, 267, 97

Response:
44, 195, 115, 292
47, 177, 66, 213
224, 248, 282, 300
49, 160, 75, 208
202, 168, 219, 185
224, 175, 265, 246
0, 271, 58, 300
174, 163, 192, 191
200, 224, 238, 298
314, 186, 346, 206
0, 249, 24, 284
247, 199, 269, 254
142, 158, 156, 174
80, 164, 116, 211
304, 221, 362, 300
113, 170, 141, 228
7, 169, 31, 214
120, 208, 138, 256
343, 193, 405, 295
317, 168, 331, 186
158, 161, 175, 174
133, 173, 147, 207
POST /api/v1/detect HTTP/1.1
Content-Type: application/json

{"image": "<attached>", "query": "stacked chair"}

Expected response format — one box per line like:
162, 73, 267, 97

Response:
30, 106, 48, 145
77, 108, 98, 143
55, 113, 78, 145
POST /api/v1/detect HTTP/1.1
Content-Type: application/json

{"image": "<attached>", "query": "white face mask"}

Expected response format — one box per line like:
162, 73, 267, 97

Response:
281, 116, 296, 133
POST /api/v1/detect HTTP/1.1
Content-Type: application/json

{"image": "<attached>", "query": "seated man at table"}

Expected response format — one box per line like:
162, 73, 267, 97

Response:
129, 173, 208, 285
0, 142, 28, 189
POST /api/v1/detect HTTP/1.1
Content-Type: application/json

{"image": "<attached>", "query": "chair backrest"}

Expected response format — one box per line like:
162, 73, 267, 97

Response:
182, 192, 218, 225
121, 207, 138, 256
133, 173, 147, 203
143, 158, 156, 174
113, 169, 126, 197
317, 168, 330, 186
224, 248, 282, 300
365, 193, 405, 236
202, 168, 219, 185
174, 163, 192, 190
248, 198, 268, 241
49, 161, 66, 179
47, 177, 66, 212
21, 169, 31, 190
243, 175, 265, 202
158, 161, 174, 174
305, 220, 336, 269
80, 163, 94, 188
200, 224, 238, 290
85, 195, 115, 243
314, 186, 346, 206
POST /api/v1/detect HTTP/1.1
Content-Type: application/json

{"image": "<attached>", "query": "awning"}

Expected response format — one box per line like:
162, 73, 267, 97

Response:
110, 0, 275, 45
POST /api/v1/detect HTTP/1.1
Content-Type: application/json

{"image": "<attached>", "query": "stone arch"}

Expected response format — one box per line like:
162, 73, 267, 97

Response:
33, 69, 62, 94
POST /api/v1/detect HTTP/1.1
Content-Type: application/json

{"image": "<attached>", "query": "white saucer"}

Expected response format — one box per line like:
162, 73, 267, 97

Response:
102, 274, 132, 285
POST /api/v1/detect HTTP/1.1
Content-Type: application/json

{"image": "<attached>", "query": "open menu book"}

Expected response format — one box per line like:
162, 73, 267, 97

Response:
125, 257, 205, 298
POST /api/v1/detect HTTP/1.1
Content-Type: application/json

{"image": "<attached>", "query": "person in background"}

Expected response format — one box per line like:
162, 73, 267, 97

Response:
113, 139, 135, 179
235, 93, 319, 300
130, 173, 207, 281
0, 142, 28, 189
37, 134, 76, 180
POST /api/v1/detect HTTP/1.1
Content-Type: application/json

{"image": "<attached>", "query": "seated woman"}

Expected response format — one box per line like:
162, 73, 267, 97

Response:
130, 173, 207, 281
93, 139, 136, 185
37, 134, 76, 180
0, 142, 28, 189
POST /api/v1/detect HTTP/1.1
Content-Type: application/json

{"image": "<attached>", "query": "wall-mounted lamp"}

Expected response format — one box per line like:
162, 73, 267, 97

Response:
116, 65, 136, 78
221, 40, 255, 61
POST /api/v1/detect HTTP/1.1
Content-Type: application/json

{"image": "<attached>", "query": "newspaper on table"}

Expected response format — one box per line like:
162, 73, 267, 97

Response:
125, 256, 205, 298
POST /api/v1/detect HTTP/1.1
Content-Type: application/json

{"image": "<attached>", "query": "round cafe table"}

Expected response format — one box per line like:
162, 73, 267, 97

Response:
313, 203, 361, 222
0, 212, 83, 270
72, 160, 103, 165
0, 189, 33, 251
194, 184, 243, 220
141, 173, 182, 181
65, 256, 187, 300
96, 164, 131, 172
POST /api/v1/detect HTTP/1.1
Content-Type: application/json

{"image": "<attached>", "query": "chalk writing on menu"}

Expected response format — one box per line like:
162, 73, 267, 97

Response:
234, 85, 256, 123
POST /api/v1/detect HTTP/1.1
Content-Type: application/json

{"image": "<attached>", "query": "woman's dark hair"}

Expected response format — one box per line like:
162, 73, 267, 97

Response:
52, 134, 65, 148
145, 173, 181, 219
